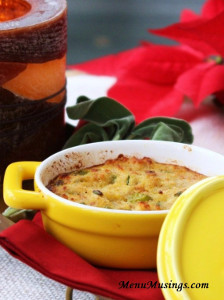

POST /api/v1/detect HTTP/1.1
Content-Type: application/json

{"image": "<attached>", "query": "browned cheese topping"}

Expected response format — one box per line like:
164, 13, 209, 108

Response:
47, 155, 207, 211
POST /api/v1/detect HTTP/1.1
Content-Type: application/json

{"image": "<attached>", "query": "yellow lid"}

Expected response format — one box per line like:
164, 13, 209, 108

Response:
157, 175, 224, 300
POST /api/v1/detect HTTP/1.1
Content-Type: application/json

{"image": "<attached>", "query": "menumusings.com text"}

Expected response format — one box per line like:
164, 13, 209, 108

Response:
118, 280, 209, 292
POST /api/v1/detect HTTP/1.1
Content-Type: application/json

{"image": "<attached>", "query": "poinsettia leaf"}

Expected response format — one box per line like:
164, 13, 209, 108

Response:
63, 123, 109, 149
175, 63, 224, 105
77, 95, 90, 103
108, 79, 183, 123
104, 119, 135, 140
150, 10, 224, 57
72, 44, 201, 85
72, 47, 142, 77
121, 45, 202, 85
150, 123, 184, 141
64, 97, 194, 148
67, 96, 133, 124
180, 0, 224, 23
128, 117, 193, 143
149, 21, 213, 57
202, 0, 224, 19
66, 96, 135, 143
180, 9, 200, 22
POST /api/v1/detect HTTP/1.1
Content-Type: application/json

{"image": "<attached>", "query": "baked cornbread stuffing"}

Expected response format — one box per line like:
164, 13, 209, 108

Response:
47, 155, 207, 211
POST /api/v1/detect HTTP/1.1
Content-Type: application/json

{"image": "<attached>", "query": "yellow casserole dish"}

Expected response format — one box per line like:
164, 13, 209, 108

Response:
3, 140, 224, 269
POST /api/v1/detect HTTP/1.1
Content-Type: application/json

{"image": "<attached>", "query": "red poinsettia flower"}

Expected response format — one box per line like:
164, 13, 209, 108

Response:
149, 0, 224, 105
180, 0, 224, 22
73, 0, 224, 123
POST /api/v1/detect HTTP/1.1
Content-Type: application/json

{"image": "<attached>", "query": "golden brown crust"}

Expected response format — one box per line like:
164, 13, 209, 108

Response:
47, 155, 207, 211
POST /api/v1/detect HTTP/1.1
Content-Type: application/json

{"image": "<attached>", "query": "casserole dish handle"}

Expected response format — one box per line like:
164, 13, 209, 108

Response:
3, 162, 47, 210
